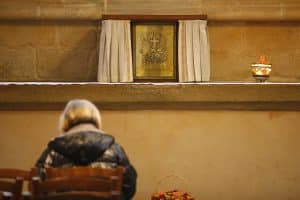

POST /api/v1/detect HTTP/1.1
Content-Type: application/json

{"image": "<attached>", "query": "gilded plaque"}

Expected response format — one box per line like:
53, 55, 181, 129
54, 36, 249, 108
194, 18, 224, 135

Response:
132, 22, 177, 81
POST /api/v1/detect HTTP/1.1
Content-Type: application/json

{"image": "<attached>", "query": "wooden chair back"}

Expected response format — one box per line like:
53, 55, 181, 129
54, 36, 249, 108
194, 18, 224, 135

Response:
0, 168, 29, 200
32, 167, 124, 200
26, 168, 40, 194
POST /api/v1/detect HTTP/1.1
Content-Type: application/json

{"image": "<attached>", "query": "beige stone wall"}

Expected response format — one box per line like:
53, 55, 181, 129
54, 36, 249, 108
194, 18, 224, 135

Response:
0, 0, 299, 82
209, 22, 300, 82
0, 21, 99, 81
1, 110, 300, 200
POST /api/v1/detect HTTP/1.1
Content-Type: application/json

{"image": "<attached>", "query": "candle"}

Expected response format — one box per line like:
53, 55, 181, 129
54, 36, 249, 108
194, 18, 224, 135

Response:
251, 56, 272, 82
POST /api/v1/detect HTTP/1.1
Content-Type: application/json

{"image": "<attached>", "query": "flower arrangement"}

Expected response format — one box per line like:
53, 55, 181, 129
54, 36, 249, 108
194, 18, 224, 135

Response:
151, 189, 195, 200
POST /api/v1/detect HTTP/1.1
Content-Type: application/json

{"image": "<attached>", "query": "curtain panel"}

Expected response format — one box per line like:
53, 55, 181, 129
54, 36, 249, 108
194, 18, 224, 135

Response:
178, 20, 210, 82
98, 20, 133, 82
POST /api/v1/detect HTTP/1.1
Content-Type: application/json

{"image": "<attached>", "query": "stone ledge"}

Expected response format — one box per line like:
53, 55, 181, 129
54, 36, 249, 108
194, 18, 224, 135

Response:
0, 82, 300, 110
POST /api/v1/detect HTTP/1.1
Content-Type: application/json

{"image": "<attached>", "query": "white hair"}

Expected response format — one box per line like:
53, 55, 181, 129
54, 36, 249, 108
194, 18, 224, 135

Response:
59, 99, 102, 132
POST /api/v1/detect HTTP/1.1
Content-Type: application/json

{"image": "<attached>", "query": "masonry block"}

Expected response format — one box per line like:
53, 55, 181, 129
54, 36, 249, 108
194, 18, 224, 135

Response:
36, 47, 98, 81
56, 22, 98, 49
243, 25, 299, 51
0, 22, 56, 48
209, 25, 245, 54
0, 47, 36, 81
106, 0, 202, 14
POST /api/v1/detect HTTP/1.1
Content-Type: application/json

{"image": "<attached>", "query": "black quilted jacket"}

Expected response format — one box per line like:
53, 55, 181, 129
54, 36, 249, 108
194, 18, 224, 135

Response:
35, 124, 137, 200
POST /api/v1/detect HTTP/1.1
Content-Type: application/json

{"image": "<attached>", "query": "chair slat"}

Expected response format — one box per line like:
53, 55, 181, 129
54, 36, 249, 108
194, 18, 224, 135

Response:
36, 177, 112, 192
0, 182, 14, 192
32, 166, 124, 200
46, 167, 123, 180
0, 169, 29, 180
0, 169, 25, 200
39, 191, 111, 200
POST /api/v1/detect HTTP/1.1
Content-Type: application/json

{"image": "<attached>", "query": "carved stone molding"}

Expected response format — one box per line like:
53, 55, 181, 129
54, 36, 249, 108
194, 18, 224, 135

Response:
0, 82, 300, 110
0, 1, 103, 21
0, 1, 299, 21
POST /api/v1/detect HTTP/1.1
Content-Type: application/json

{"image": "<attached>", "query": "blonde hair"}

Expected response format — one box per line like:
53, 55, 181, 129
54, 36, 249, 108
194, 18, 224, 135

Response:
59, 99, 102, 132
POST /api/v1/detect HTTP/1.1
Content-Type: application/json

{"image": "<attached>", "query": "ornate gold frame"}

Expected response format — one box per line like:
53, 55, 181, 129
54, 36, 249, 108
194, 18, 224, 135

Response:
131, 21, 178, 82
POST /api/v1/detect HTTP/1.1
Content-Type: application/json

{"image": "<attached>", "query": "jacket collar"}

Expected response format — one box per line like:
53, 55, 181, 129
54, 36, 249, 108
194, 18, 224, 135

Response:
64, 123, 102, 135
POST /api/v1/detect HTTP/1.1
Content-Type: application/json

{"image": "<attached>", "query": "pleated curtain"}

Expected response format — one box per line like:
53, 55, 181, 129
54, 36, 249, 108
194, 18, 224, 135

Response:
178, 20, 210, 82
97, 20, 133, 82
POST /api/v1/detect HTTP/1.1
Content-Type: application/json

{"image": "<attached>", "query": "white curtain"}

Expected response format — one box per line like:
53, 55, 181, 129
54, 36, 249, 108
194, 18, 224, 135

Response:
178, 20, 210, 82
98, 20, 133, 82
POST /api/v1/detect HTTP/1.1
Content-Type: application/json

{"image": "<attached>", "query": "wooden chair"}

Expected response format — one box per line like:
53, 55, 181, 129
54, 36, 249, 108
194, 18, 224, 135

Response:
26, 168, 40, 194
0, 168, 29, 200
32, 167, 124, 200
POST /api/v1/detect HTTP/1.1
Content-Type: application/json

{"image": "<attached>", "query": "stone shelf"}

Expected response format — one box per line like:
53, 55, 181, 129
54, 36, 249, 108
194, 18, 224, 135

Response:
0, 82, 300, 110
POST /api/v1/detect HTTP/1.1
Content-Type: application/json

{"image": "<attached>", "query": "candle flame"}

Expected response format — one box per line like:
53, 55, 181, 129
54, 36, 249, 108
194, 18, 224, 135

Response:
258, 56, 268, 64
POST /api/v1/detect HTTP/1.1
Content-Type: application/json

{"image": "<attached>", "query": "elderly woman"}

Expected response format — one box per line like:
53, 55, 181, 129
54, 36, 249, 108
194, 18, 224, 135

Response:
35, 99, 137, 200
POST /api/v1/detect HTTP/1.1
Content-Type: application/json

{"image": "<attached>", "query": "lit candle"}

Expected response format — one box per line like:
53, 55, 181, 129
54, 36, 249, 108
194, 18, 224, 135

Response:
258, 55, 267, 64
251, 56, 272, 82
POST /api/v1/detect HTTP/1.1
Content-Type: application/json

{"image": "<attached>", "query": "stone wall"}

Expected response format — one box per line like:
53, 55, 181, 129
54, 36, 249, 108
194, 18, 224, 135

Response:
0, 0, 299, 82
1, 110, 300, 200
0, 21, 99, 81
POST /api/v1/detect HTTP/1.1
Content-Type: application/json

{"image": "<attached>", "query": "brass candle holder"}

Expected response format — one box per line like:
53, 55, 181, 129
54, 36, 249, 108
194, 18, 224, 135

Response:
251, 56, 272, 82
